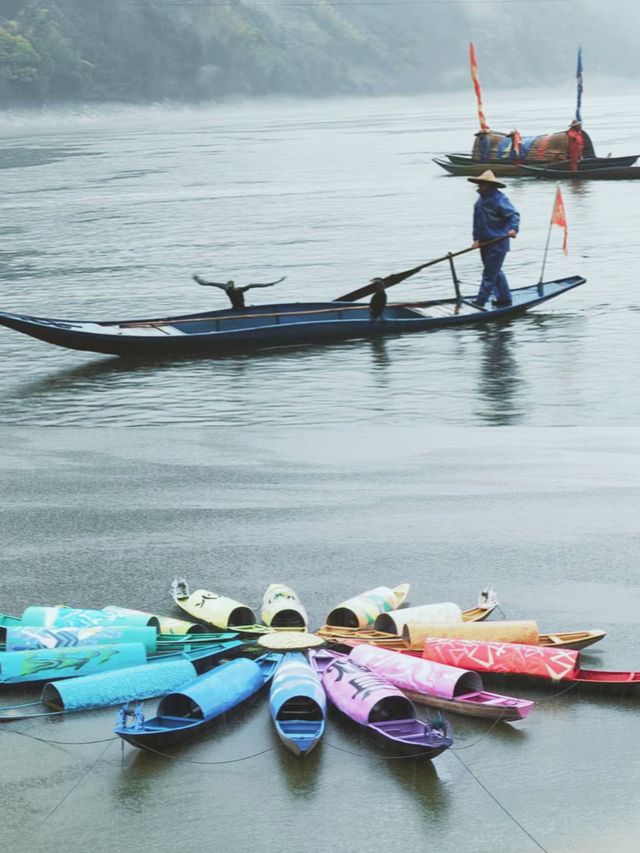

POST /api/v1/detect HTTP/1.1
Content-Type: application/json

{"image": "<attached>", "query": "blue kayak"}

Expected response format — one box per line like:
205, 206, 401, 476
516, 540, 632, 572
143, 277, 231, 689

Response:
115, 653, 281, 750
269, 652, 326, 757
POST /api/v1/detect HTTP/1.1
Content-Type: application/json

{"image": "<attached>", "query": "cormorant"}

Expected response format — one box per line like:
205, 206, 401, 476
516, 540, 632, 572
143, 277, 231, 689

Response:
193, 275, 286, 310
368, 277, 387, 320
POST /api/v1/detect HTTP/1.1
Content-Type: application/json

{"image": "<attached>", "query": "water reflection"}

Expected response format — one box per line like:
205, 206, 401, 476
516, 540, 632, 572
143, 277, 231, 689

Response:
474, 323, 525, 425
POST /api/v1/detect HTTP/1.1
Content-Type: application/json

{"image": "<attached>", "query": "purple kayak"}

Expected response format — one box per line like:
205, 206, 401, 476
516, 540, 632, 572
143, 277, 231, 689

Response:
310, 650, 452, 759
349, 644, 534, 722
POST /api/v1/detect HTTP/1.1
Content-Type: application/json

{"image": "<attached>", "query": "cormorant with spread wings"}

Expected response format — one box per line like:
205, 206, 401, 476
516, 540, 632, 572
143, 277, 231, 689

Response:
193, 275, 286, 310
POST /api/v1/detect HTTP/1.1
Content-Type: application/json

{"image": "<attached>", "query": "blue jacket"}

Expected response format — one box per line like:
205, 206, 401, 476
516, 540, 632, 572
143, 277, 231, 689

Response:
473, 189, 520, 250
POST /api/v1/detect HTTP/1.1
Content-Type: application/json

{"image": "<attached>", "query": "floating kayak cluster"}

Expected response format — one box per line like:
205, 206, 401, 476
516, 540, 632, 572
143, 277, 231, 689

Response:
0, 580, 633, 762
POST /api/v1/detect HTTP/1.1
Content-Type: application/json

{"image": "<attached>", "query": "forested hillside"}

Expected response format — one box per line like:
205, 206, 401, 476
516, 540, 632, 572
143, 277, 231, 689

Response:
1, 0, 639, 106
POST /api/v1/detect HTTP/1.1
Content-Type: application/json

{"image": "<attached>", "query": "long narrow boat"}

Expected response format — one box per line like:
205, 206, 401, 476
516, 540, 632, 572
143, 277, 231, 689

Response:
434, 157, 538, 178
519, 164, 640, 180
309, 650, 452, 758
445, 152, 638, 169
348, 645, 533, 721
0, 642, 148, 684
170, 578, 256, 629
401, 621, 605, 651
0, 642, 243, 720
102, 606, 208, 635
115, 653, 281, 750
0, 277, 585, 358
414, 639, 640, 690
269, 652, 326, 756
19, 606, 156, 629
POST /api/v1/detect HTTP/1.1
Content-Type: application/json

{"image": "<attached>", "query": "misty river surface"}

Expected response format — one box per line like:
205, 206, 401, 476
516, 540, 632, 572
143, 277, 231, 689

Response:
1, 87, 640, 425
2, 90, 640, 853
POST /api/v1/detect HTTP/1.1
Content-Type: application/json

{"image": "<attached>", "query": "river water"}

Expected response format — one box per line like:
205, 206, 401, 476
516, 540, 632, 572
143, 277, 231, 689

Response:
1, 87, 640, 425
2, 90, 640, 853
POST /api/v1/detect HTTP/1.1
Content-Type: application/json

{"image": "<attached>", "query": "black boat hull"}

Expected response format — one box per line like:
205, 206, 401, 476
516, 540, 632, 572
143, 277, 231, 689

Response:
0, 277, 585, 359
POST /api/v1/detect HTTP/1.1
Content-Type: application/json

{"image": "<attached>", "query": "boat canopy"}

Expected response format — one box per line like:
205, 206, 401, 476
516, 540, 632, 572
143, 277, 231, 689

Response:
350, 644, 483, 701
42, 659, 196, 711
157, 657, 263, 720
375, 602, 462, 634
472, 129, 595, 162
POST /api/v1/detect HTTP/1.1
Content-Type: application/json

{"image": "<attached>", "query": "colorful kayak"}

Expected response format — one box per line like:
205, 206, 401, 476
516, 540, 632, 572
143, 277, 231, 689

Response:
0, 642, 147, 684
349, 644, 533, 721
324, 584, 410, 629
170, 577, 256, 629
269, 652, 326, 756
102, 606, 208, 635
417, 639, 640, 688
261, 585, 309, 630
309, 650, 452, 758
19, 606, 155, 629
4, 625, 159, 653
0, 641, 247, 719
116, 653, 281, 750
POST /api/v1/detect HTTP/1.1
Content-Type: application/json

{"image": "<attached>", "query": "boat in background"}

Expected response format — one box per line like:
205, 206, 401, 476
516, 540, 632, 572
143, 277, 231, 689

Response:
116, 653, 281, 750
519, 164, 640, 180
309, 649, 453, 758
269, 652, 325, 756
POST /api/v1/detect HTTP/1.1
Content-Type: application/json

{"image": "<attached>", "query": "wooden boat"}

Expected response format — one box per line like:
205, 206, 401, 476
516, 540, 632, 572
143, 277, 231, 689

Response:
0, 276, 586, 358
445, 152, 638, 169
170, 578, 255, 629
0, 642, 243, 720
115, 653, 281, 750
269, 652, 326, 756
324, 583, 409, 629
349, 644, 534, 721
415, 639, 640, 690
374, 602, 463, 634
316, 590, 499, 644
519, 164, 640, 180
4, 625, 159, 653
309, 649, 452, 758
434, 157, 537, 178
402, 621, 606, 652
261, 584, 308, 630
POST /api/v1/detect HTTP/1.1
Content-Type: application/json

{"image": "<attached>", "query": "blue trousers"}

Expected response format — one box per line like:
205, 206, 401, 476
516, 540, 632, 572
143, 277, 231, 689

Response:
476, 244, 512, 304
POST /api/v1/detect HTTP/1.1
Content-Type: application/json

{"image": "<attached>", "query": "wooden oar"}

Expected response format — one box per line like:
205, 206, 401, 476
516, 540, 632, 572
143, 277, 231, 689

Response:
334, 236, 508, 303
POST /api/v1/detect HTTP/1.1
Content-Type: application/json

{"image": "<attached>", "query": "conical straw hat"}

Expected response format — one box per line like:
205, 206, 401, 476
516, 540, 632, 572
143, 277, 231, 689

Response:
467, 169, 506, 188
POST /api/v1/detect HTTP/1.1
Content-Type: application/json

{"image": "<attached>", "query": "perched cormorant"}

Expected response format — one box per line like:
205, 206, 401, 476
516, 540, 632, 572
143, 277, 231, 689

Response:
368, 277, 387, 320
193, 275, 286, 310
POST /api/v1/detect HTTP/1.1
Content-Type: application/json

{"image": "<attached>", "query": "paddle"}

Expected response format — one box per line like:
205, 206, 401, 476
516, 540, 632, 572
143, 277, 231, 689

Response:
334, 235, 509, 303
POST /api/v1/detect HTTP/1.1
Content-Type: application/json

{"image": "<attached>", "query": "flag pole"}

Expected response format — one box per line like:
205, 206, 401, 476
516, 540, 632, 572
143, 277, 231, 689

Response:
576, 47, 583, 123
538, 184, 559, 284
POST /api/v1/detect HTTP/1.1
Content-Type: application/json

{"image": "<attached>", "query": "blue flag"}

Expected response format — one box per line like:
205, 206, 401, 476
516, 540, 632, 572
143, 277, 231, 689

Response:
576, 47, 583, 122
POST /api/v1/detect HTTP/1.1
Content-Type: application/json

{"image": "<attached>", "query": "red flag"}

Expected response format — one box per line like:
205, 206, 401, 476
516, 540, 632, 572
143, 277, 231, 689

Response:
551, 186, 569, 255
469, 42, 489, 132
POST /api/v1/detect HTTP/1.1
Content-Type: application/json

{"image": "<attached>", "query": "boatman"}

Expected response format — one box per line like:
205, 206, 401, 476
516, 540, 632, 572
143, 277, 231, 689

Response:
468, 170, 520, 308
566, 119, 584, 171
193, 275, 286, 310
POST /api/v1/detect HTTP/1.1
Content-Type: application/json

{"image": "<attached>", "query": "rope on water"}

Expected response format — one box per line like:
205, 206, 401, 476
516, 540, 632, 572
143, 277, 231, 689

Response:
450, 750, 550, 853
0, 725, 117, 746
35, 739, 115, 830
128, 742, 275, 765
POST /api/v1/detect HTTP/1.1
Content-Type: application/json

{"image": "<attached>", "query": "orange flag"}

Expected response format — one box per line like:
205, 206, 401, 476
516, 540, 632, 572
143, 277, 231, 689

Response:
551, 185, 569, 254
469, 42, 489, 132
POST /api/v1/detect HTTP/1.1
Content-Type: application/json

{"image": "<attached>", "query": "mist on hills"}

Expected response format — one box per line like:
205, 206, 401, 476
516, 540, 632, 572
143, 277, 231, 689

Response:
1, 0, 639, 106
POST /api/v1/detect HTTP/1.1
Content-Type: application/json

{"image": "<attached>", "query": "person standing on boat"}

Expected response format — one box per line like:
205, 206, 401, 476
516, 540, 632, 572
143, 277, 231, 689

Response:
468, 170, 520, 308
566, 119, 584, 171
193, 275, 286, 310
